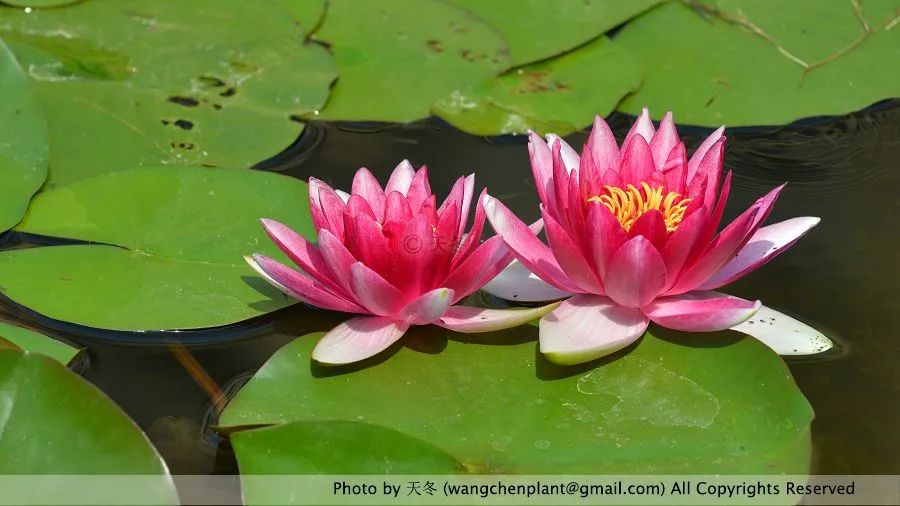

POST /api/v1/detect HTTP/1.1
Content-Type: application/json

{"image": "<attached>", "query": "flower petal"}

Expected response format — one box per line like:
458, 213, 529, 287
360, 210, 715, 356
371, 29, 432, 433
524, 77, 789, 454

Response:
397, 287, 455, 325
648, 111, 679, 170
443, 235, 513, 302
619, 134, 654, 187
687, 126, 724, 183
392, 213, 438, 297
260, 218, 345, 295
481, 258, 572, 302
528, 131, 553, 205
604, 236, 667, 308
349, 262, 405, 317
539, 294, 649, 365
405, 166, 432, 213
316, 229, 358, 296
351, 168, 386, 221
312, 317, 409, 365
623, 107, 656, 147
545, 134, 579, 173
700, 217, 821, 289
436, 302, 561, 333
730, 305, 834, 355
483, 195, 581, 293
385, 160, 416, 195
642, 290, 760, 332
248, 254, 366, 313
541, 205, 603, 293
586, 115, 620, 173
585, 202, 627, 280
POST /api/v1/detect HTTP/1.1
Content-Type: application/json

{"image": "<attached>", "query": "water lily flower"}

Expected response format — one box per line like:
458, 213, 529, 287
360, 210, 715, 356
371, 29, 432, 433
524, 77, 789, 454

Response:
246, 161, 558, 365
483, 109, 827, 365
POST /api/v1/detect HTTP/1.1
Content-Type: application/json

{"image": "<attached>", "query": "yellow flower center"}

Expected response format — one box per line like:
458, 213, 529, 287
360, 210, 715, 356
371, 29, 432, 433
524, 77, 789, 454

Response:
587, 182, 691, 232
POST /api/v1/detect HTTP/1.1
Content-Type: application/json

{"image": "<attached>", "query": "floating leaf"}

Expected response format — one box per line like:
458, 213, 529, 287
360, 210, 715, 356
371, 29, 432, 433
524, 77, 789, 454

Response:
273, 0, 326, 35
0, 321, 79, 364
0, 350, 177, 503
0, 0, 336, 184
433, 37, 642, 136
1, 0, 81, 7
220, 328, 813, 474
309, 0, 508, 123
0, 166, 314, 331
0, 37, 47, 232
616, 1, 900, 126
448, 0, 662, 66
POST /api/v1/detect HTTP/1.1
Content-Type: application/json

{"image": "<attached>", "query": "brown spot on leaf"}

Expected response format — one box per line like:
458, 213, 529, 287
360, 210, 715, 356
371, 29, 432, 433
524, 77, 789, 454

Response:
173, 119, 194, 130
426, 39, 443, 52
219, 87, 237, 97
168, 96, 200, 107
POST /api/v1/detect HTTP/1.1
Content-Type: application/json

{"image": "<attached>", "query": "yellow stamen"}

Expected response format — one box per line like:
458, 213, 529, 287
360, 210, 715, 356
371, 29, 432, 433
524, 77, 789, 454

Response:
587, 183, 691, 232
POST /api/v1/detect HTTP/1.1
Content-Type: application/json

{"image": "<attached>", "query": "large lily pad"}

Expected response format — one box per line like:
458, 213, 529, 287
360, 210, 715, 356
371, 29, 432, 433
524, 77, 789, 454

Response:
0, 0, 336, 184
616, 1, 900, 126
274, 0, 326, 35
448, 0, 662, 66
220, 328, 813, 474
309, 0, 509, 123
0, 321, 79, 364
0, 350, 177, 503
0, 37, 47, 232
0, 166, 314, 331
433, 36, 642, 136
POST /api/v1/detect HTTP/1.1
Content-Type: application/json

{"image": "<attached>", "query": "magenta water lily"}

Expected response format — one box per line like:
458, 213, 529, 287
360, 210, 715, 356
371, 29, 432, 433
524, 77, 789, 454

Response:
483, 109, 821, 365
247, 161, 558, 364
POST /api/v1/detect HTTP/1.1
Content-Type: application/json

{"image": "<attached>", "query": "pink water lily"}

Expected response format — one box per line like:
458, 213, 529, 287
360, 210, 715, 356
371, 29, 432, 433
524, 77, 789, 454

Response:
247, 161, 558, 364
483, 109, 822, 365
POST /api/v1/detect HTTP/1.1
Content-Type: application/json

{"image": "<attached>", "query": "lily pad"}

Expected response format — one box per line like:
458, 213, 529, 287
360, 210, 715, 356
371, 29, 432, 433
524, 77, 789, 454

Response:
1, 0, 82, 7
0, 0, 336, 184
274, 0, 326, 35
0, 166, 314, 331
616, 1, 900, 126
0, 321, 79, 364
433, 36, 642, 136
309, 0, 509, 123
0, 37, 47, 232
0, 350, 177, 504
448, 0, 662, 66
220, 328, 813, 474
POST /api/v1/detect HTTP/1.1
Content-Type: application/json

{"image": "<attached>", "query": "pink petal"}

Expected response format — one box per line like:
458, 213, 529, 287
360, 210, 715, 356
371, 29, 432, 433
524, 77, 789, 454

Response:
483, 195, 581, 293
586, 115, 620, 174
430, 201, 460, 287
539, 294, 649, 365
550, 140, 571, 222
642, 290, 761, 332
385, 160, 416, 196
335, 189, 351, 203
344, 210, 392, 279
349, 262, 405, 317
457, 174, 476, 238
307, 178, 331, 231
248, 254, 366, 313
451, 189, 487, 269
528, 131, 553, 205
312, 317, 409, 365
603, 236, 667, 308
545, 134, 579, 173
585, 201, 627, 279
619, 135, 654, 187
690, 138, 725, 209
541, 206, 603, 293
392, 213, 437, 297
648, 111, 679, 170
351, 168, 386, 221
405, 166, 431, 213
663, 142, 687, 193
623, 107, 656, 147
443, 235, 513, 302
687, 126, 725, 183
317, 185, 346, 241
384, 190, 412, 226
693, 171, 732, 252
316, 229, 358, 297
344, 194, 376, 221
397, 287, 454, 325
437, 302, 561, 333
699, 217, 821, 289
260, 219, 345, 295
627, 209, 667, 251
660, 205, 708, 290
481, 258, 573, 302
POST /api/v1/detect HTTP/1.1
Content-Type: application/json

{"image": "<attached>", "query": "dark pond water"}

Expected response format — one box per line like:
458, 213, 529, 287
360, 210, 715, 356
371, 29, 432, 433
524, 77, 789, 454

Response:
0, 103, 897, 477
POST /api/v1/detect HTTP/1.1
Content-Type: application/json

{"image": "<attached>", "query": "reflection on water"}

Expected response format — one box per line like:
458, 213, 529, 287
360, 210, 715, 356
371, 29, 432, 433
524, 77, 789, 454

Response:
1, 102, 897, 475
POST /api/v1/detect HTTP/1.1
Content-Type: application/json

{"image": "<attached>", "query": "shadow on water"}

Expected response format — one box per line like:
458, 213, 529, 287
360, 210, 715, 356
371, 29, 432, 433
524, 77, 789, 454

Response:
1, 102, 897, 475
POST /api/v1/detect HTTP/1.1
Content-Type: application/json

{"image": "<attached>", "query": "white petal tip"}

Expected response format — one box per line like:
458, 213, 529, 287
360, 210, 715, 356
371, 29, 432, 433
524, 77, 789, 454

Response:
731, 306, 835, 356
482, 259, 571, 303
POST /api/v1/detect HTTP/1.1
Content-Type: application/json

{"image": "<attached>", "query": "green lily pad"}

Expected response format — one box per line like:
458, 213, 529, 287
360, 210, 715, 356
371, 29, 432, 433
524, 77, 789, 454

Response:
433, 36, 642, 136
274, 0, 326, 35
0, 166, 314, 331
1, 0, 82, 7
0, 350, 177, 503
448, 0, 662, 66
220, 328, 813, 474
0, 37, 47, 232
309, 0, 509, 123
0, 321, 79, 364
616, 1, 900, 126
0, 0, 336, 184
